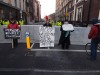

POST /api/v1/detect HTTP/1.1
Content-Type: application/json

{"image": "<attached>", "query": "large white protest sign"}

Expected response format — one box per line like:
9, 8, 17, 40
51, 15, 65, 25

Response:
39, 26, 55, 47
62, 24, 74, 31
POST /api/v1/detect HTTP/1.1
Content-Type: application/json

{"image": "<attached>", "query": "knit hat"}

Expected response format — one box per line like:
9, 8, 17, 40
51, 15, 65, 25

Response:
92, 18, 98, 25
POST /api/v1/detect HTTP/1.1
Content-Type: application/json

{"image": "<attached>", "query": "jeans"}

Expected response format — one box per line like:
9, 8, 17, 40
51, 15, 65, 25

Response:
90, 39, 98, 60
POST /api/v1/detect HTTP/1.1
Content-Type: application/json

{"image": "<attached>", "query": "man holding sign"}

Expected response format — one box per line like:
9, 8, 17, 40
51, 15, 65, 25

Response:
7, 18, 20, 48
58, 21, 74, 49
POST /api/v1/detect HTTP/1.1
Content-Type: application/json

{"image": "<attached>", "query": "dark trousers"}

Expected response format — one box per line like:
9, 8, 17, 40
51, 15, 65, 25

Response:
61, 38, 70, 49
13, 39, 18, 48
62, 43, 69, 49
90, 39, 98, 60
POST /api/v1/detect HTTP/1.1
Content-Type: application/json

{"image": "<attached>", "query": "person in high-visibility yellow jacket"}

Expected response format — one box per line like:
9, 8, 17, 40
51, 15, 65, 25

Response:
50, 20, 56, 26
0, 19, 2, 25
2, 18, 10, 26
19, 19, 24, 25
57, 21, 62, 26
52, 22, 56, 26
16, 21, 18, 25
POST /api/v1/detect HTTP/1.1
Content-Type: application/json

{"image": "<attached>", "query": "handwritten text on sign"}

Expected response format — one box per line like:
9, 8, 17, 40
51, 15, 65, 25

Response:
4, 29, 21, 39
39, 26, 55, 47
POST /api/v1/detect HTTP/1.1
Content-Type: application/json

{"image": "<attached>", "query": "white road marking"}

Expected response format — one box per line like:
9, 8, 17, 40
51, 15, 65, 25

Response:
30, 49, 100, 52
31, 43, 35, 49
34, 69, 100, 73
0, 68, 100, 73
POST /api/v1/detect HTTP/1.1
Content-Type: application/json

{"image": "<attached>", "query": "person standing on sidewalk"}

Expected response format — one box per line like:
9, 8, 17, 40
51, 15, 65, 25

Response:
43, 20, 52, 27
58, 21, 74, 49
3, 18, 10, 26
88, 18, 100, 60
43, 15, 52, 27
7, 18, 20, 48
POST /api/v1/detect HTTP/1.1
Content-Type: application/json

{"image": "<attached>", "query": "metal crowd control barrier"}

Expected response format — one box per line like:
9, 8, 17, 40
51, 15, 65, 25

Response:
29, 26, 91, 52
0, 25, 91, 51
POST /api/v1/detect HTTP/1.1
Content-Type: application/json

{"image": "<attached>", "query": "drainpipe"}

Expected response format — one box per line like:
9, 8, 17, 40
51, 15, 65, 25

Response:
73, 0, 76, 25
86, 0, 92, 26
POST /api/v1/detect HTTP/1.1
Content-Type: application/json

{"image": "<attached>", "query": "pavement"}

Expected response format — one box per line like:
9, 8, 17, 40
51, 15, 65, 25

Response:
0, 43, 100, 75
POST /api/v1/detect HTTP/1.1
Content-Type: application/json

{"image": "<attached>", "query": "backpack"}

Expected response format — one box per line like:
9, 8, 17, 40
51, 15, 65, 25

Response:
95, 25, 100, 42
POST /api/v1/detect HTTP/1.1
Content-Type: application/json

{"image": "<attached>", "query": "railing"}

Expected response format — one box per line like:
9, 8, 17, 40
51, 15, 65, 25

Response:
0, 25, 91, 45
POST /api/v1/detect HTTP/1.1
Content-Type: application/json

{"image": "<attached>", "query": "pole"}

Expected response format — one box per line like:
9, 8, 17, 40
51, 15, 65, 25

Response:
73, 0, 76, 25
20, 10, 22, 19
86, 0, 92, 26
12, 39, 14, 48
26, 32, 31, 49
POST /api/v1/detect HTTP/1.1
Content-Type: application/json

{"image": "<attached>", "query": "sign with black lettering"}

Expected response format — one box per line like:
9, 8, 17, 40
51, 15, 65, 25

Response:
4, 28, 21, 39
39, 26, 55, 47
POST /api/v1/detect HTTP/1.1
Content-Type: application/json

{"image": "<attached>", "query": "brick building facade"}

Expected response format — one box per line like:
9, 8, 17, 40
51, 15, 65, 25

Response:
56, 0, 100, 26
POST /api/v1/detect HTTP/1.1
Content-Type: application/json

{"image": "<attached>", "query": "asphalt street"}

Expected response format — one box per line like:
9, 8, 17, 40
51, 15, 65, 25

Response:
0, 43, 100, 75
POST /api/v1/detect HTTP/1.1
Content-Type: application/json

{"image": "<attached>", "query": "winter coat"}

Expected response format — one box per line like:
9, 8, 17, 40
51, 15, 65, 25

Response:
88, 24, 100, 39
7, 23, 19, 29
58, 25, 70, 45
43, 23, 52, 27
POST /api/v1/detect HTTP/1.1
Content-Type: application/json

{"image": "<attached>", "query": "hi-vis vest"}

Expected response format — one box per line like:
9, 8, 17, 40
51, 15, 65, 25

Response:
3, 20, 10, 26
19, 20, 24, 25
49, 21, 55, 26
0, 20, 2, 25
56, 22, 62, 26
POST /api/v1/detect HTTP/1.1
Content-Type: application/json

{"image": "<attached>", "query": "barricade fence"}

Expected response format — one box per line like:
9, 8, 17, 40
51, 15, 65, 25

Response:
0, 25, 91, 45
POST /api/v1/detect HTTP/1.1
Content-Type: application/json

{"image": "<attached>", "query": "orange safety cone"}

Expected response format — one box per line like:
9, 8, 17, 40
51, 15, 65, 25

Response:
26, 32, 31, 49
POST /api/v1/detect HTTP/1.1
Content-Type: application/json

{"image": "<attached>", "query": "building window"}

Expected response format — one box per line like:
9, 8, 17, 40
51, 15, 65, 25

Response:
76, 6, 83, 21
0, 8, 3, 19
69, 11, 74, 21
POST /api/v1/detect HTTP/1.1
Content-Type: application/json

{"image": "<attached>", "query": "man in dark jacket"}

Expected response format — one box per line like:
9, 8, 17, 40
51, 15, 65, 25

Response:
58, 21, 74, 49
43, 20, 52, 27
88, 19, 100, 60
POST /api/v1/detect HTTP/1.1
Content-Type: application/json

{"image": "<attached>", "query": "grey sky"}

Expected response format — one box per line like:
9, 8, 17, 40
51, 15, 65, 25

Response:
38, 0, 56, 18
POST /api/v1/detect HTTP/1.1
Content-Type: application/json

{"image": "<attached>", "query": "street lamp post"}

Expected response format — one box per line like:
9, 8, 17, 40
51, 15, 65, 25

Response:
20, 10, 22, 19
